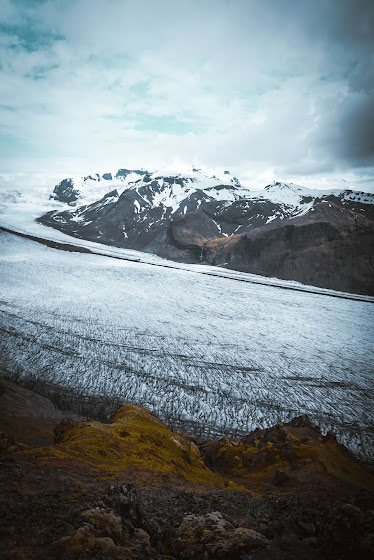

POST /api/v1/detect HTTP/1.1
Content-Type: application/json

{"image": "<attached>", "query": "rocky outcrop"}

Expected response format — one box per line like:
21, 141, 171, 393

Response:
51, 178, 78, 204
51, 169, 149, 205
0, 378, 85, 445
54, 483, 160, 560
0, 378, 65, 419
1, 381, 374, 559
52, 484, 374, 560
174, 510, 269, 558
199, 415, 374, 493
52, 484, 327, 560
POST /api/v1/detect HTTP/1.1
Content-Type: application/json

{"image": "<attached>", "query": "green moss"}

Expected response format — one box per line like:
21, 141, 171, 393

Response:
38, 404, 228, 487
203, 425, 374, 490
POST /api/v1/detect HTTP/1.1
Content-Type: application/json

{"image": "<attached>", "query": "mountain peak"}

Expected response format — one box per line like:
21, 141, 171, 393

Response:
265, 181, 304, 192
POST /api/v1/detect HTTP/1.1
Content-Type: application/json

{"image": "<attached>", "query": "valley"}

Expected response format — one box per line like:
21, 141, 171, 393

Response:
1, 230, 373, 462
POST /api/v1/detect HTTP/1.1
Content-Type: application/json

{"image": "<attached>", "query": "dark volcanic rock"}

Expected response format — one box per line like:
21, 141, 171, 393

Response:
0, 430, 14, 454
273, 468, 293, 486
0, 378, 65, 419
103, 483, 144, 527
251, 536, 324, 560
289, 415, 316, 428
116, 168, 147, 179
174, 510, 269, 558
51, 178, 77, 204
0, 378, 86, 445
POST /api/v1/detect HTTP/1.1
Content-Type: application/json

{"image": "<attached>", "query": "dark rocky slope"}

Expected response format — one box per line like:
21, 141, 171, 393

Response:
0, 378, 373, 559
204, 200, 374, 294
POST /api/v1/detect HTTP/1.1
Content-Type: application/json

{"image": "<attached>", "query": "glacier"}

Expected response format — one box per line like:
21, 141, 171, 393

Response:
0, 229, 373, 461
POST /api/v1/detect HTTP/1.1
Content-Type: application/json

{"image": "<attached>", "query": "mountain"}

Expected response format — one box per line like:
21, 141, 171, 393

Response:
51, 168, 148, 205
38, 169, 374, 294
205, 190, 374, 294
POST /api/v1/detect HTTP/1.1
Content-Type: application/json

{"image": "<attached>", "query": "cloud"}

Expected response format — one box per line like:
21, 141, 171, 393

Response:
0, 0, 372, 187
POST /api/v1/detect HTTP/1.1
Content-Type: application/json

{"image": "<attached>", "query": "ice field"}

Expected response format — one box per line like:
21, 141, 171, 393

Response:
0, 230, 373, 461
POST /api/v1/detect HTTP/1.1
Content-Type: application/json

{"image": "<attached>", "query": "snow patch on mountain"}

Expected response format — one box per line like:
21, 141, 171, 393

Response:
340, 189, 374, 205
51, 169, 148, 206
50, 166, 248, 208
262, 181, 373, 205
248, 181, 374, 218
49, 164, 374, 217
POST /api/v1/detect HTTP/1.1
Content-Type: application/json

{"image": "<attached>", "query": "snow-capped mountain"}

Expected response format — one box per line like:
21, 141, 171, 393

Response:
38, 169, 374, 294
260, 181, 374, 210
51, 167, 245, 207
41, 169, 308, 252
51, 168, 148, 205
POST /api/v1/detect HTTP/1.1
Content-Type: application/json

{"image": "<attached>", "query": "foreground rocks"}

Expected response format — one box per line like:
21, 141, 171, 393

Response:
199, 413, 374, 493
53, 484, 328, 560
0, 379, 373, 559
54, 484, 159, 559
51, 483, 374, 560
174, 510, 269, 558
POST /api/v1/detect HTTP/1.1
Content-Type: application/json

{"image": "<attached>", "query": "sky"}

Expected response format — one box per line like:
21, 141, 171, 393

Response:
0, 0, 373, 189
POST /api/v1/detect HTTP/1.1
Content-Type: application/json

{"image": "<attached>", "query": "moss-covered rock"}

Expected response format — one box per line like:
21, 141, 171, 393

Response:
200, 416, 374, 492
37, 404, 227, 487
174, 510, 269, 558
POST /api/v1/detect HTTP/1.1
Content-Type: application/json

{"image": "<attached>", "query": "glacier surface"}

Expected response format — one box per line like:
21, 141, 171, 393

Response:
0, 230, 373, 461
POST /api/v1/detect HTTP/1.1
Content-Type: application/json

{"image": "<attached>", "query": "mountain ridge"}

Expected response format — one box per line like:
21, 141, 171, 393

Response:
38, 168, 374, 294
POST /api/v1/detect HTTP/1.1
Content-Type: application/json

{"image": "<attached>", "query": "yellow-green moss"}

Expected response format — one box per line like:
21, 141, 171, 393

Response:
212, 441, 289, 479
296, 438, 374, 489
203, 425, 374, 491
36, 404, 228, 487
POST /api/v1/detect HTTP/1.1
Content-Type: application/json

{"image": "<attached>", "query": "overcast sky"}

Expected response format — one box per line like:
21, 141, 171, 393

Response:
0, 0, 373, 188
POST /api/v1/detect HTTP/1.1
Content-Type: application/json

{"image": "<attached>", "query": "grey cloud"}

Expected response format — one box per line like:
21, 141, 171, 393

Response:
327, 93, 374, 165
348, 59, 374, 94
0, 0, 372, 184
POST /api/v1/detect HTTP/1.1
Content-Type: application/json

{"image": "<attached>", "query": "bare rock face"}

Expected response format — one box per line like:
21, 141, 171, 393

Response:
0, 378, 86, 446
205, 202, 374, 294
0, 378, 64, 419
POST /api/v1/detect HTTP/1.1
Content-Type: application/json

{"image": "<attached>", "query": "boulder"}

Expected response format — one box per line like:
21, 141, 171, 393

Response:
175, 510, 268, 559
